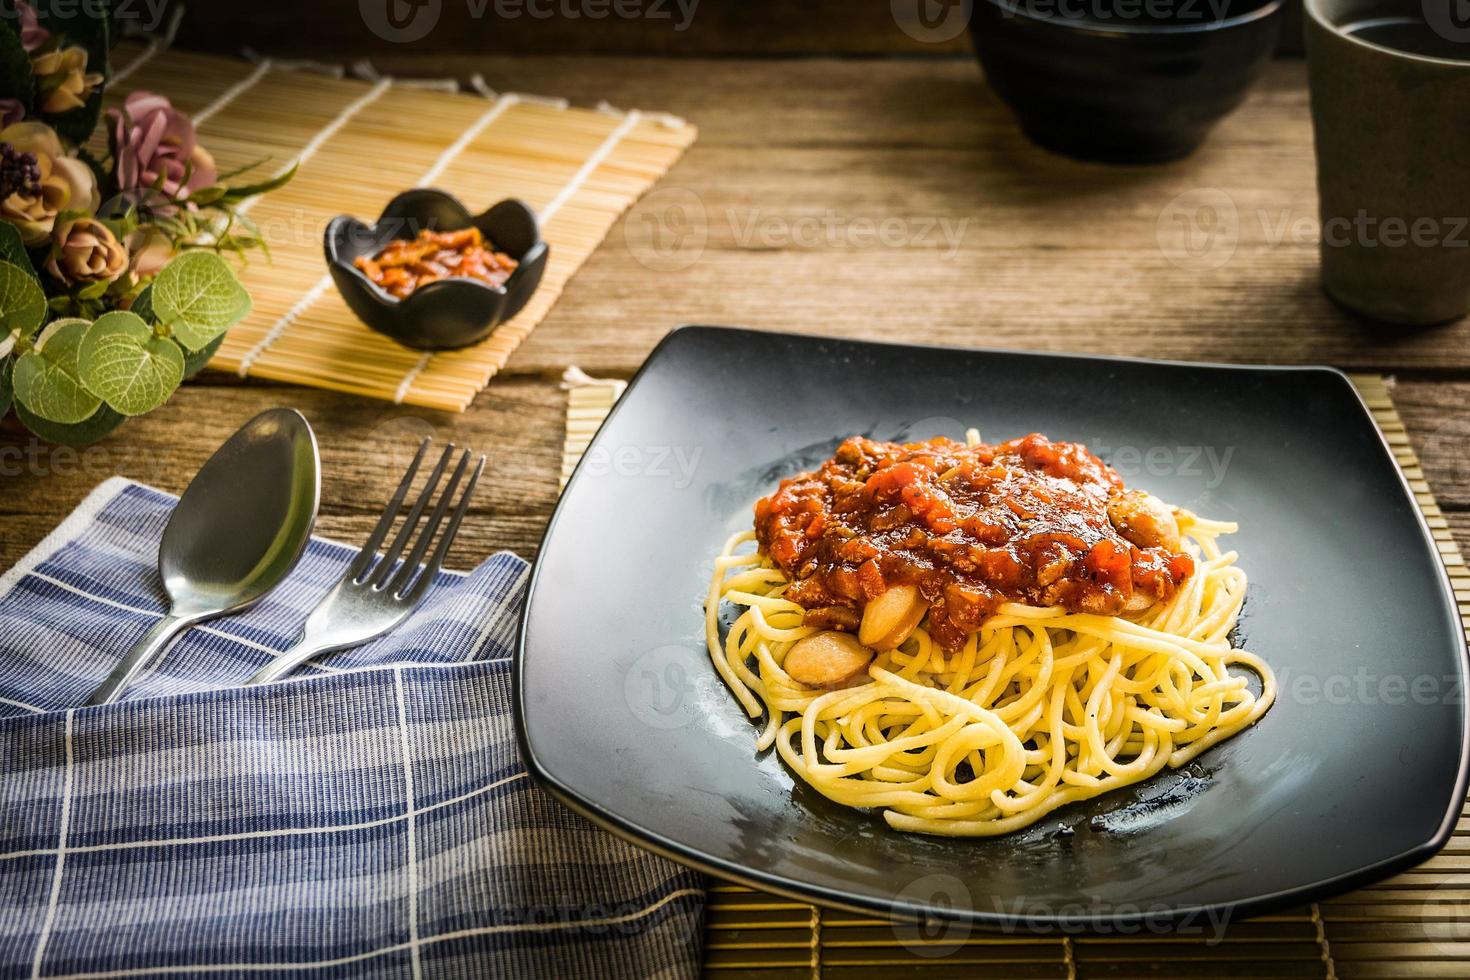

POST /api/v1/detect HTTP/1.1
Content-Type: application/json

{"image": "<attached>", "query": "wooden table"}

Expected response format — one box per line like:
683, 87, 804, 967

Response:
3, 53, 1467, 584
5, 45, 1470, 978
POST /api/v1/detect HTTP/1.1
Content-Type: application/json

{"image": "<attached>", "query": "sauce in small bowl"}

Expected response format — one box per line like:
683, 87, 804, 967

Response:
325, 189, 549, 351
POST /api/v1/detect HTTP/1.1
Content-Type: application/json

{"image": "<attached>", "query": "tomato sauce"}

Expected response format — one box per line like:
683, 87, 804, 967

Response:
753, 434, 1194, 650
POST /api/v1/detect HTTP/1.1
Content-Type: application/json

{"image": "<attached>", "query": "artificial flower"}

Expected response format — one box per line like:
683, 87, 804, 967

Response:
0, 121, 99, 245
45, 214, 128, 286
108, 91, 217, 209
32, 45, 104, 115
15, 0, 49, 53
123, 223, 172, 283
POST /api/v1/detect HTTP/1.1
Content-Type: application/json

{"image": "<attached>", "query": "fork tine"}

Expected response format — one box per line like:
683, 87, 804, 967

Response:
367, 442, 455, 588
402, 455, 484, 601
388, 450, 471, 597
348, 438, 430, 581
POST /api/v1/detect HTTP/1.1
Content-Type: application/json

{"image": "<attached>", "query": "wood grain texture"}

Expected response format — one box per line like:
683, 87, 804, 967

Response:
0, 377, 564, 569
368, 57, 1470, 373
167, 0, 1306, 57
4, 54, 1468, 579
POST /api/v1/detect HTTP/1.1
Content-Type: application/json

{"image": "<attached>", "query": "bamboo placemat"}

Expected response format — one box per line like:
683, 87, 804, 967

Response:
95, 42, 696, 411
561, 371, 1470, 979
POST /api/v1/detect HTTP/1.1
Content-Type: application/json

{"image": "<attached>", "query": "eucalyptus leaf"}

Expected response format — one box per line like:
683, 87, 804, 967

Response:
78, 311, 184, 416
152, 252, 252, 352
0, 354, 12, 420
181, 332, 225, 379
0, 223, 36, 280
15, 399, 124, 446
12, 318, 102, 424
0, 259, 46, 338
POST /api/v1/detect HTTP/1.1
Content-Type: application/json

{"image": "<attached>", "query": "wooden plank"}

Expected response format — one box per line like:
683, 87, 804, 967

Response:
169, 0, 1306, 57
349, 57, 1470, 375
0, 377, 565, 571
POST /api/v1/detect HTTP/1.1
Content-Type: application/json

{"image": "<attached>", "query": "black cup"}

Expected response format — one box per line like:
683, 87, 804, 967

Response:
1306, 0, 1470, 326
970, 0, 1286, 164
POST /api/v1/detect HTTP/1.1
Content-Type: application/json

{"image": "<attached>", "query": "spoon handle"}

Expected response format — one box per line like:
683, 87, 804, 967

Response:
84, 614, 191, 706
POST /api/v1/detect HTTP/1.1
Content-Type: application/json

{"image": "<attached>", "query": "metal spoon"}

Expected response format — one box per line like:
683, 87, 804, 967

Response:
83, 408, 321, 706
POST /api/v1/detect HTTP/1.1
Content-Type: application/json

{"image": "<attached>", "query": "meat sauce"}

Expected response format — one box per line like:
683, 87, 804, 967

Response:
753, 434, 1194, 651
354, 226, 519, 300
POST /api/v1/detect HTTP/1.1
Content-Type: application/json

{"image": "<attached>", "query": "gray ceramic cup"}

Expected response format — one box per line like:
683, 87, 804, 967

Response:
1305, 0, 1470, 325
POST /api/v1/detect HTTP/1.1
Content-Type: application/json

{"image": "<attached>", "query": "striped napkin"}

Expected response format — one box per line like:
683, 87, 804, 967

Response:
0, 478, 705, 979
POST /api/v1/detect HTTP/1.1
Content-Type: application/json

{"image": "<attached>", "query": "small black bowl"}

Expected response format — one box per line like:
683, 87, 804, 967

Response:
325, 190, 549, 351
969, 0, 1286, 164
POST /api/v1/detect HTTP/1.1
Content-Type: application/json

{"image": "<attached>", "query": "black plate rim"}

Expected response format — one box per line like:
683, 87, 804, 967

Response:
514, 323, 1470, 928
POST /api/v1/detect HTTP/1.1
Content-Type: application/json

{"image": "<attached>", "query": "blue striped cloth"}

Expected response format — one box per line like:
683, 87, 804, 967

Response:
0, 478, 705, 979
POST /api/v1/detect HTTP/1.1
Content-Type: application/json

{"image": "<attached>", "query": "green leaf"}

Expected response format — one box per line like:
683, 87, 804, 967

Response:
78, 310, 183, 416
130, 283, 155, 323
217, 163, 298, 204
12, 318, 102, 423
215, 154, 274, 182
76, 277, 110, 301
0, 354, 12, 419
0, 19, 34, 118
181, 331, 224, 380
0, 259, 47, 339
151, 251, 252, 351
187, 185, 227, 207
15, 399, 124, 446
0, 223, 36, 281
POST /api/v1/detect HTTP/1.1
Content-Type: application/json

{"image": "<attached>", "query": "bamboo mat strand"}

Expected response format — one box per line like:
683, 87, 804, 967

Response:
108, 38, 161, 85
560, 367, 627, 488
94, 43, 696, 411
559, 371, 1470, 979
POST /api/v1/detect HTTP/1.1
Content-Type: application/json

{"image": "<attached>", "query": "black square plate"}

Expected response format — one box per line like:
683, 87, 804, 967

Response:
516, 326, 1469, 929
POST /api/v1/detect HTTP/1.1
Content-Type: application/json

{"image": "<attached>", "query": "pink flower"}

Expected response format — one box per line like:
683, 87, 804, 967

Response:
107, 91, 217, 209
15, 1, 50, 53
0, 100, 23, 129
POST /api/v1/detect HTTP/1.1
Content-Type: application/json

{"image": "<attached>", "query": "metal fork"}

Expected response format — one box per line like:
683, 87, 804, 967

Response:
246, 439, 484, 685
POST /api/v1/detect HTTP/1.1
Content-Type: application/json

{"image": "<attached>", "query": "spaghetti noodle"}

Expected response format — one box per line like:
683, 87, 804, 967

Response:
703, 433, 1274, 837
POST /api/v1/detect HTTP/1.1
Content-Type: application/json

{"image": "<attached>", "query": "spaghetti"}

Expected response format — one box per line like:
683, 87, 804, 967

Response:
703, 433, 1274, 837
